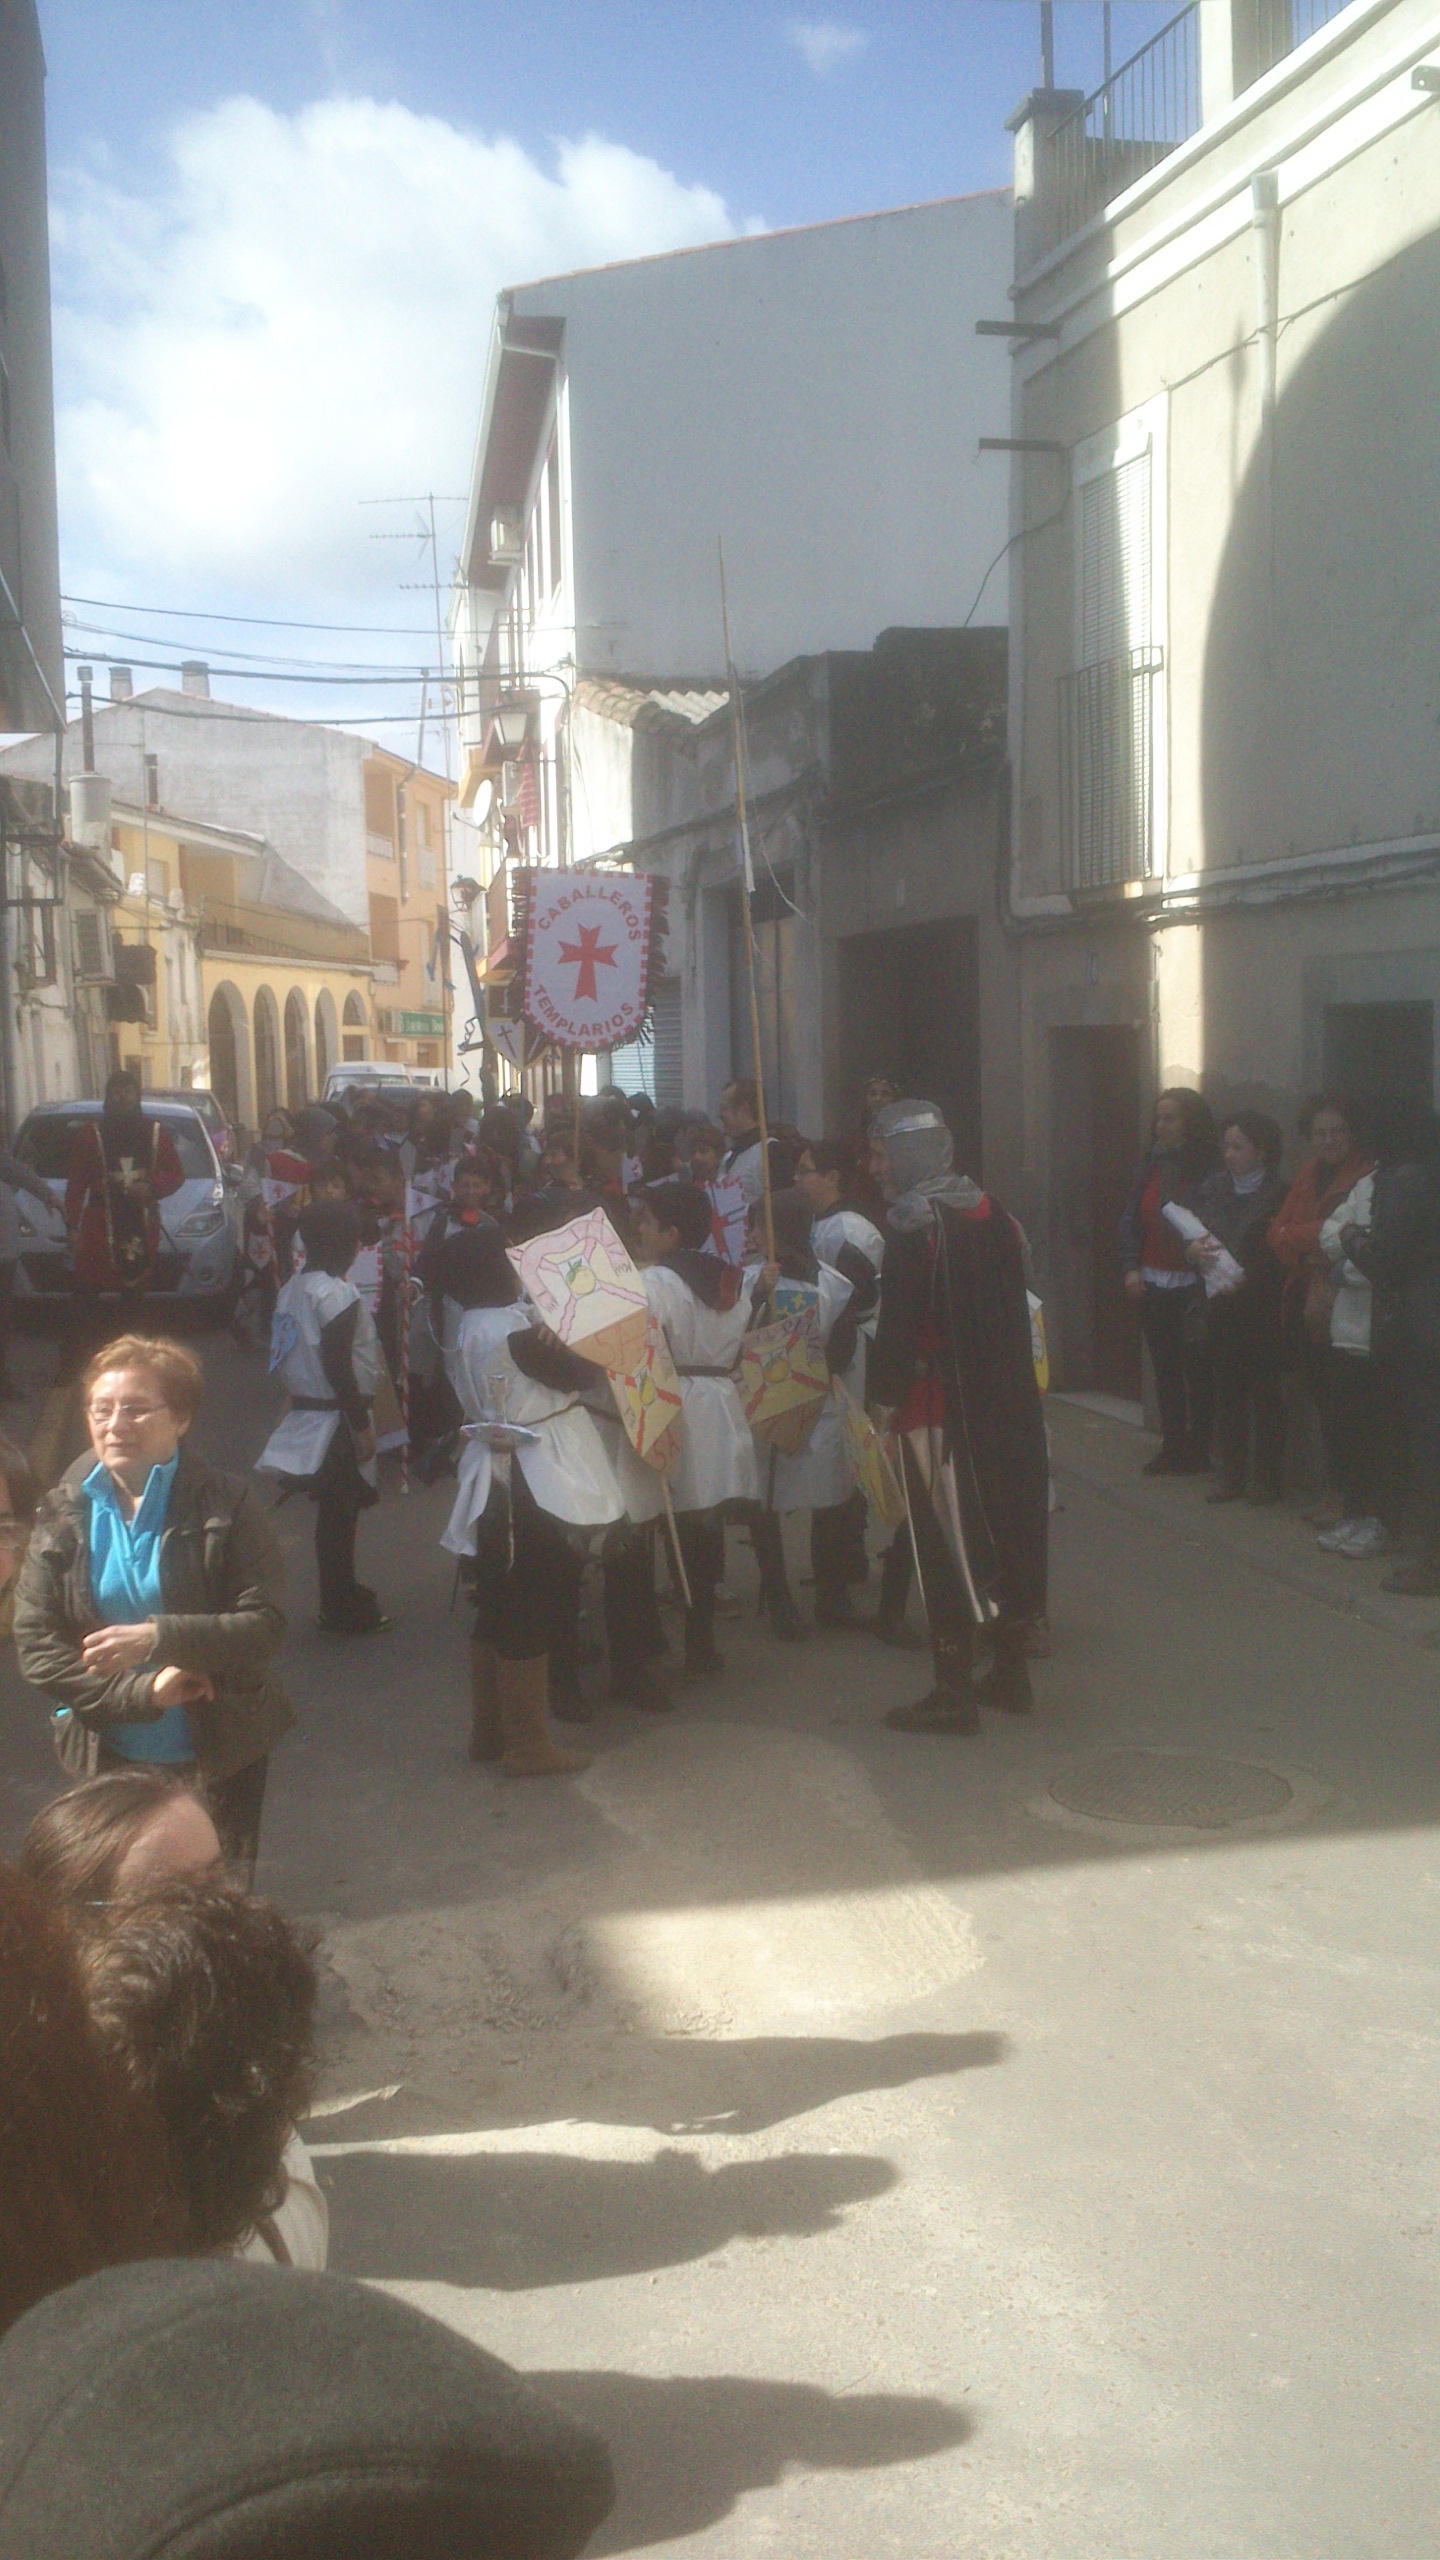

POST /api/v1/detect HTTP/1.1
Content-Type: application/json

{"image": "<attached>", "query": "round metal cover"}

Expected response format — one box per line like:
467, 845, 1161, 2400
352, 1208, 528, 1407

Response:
1047, 1749, 1293, 1830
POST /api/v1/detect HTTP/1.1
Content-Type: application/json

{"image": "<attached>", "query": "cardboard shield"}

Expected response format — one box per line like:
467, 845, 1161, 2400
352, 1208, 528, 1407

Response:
508, 1208, 649, 1375
836, 1382, 906, 1528
739, 1313, 830, 1454
609, 1316, 684, 1477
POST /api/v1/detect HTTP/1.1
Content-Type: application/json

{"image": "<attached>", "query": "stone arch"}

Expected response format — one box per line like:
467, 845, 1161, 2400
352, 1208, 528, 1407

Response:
342, 989, 368, 1062
283, 987, 310, 1111
253, 986, 281, 1127
206, 981, 251, 1132
314, 987, 339, 1090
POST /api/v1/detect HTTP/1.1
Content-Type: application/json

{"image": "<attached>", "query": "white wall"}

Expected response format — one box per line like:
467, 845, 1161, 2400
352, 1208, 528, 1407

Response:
0, 696, 372, 929
509, 192, 1014, 681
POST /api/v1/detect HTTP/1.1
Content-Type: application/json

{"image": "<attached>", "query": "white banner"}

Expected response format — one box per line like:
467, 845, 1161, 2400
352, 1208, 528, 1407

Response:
524, 870, 652, 1050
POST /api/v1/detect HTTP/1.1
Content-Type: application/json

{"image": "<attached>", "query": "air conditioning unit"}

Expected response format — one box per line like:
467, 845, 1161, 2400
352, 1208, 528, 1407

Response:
489, 508, 524, 564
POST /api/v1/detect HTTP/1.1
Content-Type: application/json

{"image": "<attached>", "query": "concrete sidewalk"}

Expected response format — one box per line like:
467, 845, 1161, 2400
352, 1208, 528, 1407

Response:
1048, 1391, 1440, 1652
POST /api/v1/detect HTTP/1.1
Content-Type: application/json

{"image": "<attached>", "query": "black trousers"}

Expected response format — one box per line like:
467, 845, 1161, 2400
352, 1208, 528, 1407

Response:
472, 1466, 578, 1662
603, 1524, 665, 1680
1140, 1283, 1213, 1461
675, 1511, 726, 1657
1325, 1348, 1409, 1526
811, 1500, 858, 1613
1210, 1299, 1285, 1494
313, 1427, 382, 1630
1384, 1333, 1440, 1566
901, 1441, 974, 1691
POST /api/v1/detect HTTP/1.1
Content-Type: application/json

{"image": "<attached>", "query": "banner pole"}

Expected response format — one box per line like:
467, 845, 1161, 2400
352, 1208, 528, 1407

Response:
661, 1482, 693, 1613
719, 541, 775, 1267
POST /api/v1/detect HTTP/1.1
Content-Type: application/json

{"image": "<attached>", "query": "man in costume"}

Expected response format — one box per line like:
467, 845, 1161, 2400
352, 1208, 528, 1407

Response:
64, 1074, 186, 1362
867, 1100, 1048, 1731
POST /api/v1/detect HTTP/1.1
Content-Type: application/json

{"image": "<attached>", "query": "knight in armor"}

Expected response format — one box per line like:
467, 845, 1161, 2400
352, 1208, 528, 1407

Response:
257, 1202, 390, 1636
65, 1072, 185, 1308
867, 1100, 1048, 1731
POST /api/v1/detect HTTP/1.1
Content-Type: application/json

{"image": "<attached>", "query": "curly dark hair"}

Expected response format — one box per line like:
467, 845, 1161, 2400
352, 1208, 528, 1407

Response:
0, 1862, 177, 2334
80, 1877, 318, 2256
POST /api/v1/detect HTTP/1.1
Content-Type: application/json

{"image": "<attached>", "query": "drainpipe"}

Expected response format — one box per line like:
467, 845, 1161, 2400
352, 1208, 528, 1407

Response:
1251, 169, 1281, 658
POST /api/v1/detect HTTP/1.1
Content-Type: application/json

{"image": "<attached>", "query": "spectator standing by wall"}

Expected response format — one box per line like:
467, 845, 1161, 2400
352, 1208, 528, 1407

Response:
1341, 1099, 1440, 1596
1314, 1167, 1409, 1558
1195, 1114, 1288, 1504
1119, 1088, 1220, 1476
1268, 1095, 1372, 1506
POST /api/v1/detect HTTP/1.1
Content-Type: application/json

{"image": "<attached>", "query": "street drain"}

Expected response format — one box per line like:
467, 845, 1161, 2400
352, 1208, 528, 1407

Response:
1047, 1750, 1293, 1830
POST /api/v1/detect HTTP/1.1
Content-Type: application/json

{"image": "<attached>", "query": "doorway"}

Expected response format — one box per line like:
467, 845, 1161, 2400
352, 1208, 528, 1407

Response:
1049, 1024, 1143, 1396
1322, 1000, 1434, 1110
838, 920, 981, 1174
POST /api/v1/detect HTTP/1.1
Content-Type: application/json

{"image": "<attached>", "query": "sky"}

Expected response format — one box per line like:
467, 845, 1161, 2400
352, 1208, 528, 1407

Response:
36, 0, 1175, 739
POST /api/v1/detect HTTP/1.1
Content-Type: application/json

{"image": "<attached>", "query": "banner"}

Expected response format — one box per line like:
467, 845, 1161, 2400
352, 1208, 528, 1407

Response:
522, 870, 653, 1050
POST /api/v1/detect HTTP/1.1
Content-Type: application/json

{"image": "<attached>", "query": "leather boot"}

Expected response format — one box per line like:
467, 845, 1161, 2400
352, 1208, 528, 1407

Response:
975, 1626, 1034, 1714
498, 1654, 591, 1777
468, 1641, 501, 1763
885, 1627, 980, 1734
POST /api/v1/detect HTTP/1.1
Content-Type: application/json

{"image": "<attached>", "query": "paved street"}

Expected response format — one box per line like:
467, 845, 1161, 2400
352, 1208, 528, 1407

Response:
3, 1335, 1440, 2557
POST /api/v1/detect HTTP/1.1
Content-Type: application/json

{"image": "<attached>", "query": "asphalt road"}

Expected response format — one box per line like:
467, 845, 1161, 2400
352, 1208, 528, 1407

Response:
2, 1333, 1438, 2558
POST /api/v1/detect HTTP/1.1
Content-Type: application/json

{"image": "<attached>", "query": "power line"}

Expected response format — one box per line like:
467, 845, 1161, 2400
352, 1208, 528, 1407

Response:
63, 616, 432, 676
61, 592, 440, 638
62, 648, 439, 689
62, 689, 459, 734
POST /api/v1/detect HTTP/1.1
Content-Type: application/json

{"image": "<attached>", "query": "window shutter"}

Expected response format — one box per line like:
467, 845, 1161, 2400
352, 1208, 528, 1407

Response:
650, 976, 683, 1109
1080, 450, 1152, 667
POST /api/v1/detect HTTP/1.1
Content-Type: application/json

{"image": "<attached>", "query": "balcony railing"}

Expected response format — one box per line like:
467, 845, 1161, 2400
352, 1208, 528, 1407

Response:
1040, 6, 1201, 262
1036, 0, 1355, 262
1059, 648, 1164, 893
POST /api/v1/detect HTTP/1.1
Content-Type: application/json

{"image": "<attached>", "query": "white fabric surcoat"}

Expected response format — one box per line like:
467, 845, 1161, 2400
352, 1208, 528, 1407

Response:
642, 1262, 760, 1513
441, 1303, 627, 1557
765, 1261, 855, 1514
257, 1269, 382, 1481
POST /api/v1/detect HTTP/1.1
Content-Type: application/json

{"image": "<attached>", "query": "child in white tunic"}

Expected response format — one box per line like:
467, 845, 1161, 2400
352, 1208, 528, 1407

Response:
632, 1180, 760, 1678
439, 1224, 625, 1775
746, 1188, 867, 1632
257, 1202, 389, 1634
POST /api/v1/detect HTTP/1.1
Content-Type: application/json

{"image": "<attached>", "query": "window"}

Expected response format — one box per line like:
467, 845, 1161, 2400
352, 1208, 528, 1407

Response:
1061, 399, 1167, 892
368, 893, 400, 964
364, 767, 395, 848
144, 755, 159, 809
73, 908, 111, 980
147, 858, 168, 899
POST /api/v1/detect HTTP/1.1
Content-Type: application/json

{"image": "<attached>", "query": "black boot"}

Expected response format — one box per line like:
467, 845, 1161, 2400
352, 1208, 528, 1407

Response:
885, 1627, 980, 1734
752, 1510, 805, 1641
975, 1625, 1035, 1714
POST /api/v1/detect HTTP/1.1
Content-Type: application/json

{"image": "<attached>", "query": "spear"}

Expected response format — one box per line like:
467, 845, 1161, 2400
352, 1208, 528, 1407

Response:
719, 541, 775, 1267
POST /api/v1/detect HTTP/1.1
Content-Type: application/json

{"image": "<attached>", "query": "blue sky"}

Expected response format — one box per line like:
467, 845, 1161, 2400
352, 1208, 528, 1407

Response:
36, 1, 1173, 731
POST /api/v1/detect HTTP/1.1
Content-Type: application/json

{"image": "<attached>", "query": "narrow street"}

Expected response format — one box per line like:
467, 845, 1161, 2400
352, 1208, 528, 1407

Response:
3, 1332, 1438, 2557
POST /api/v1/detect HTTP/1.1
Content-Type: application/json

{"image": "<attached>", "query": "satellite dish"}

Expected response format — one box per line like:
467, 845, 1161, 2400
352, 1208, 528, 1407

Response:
472, 779, 494, 827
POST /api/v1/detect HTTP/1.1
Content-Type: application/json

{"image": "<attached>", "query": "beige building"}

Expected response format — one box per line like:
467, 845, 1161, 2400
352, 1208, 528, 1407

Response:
362, 748, 453, 1076
1004, 0, 1440, 1392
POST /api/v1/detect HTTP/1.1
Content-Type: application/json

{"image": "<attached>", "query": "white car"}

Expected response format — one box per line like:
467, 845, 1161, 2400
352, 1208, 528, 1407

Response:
11, 1099, 240, 1323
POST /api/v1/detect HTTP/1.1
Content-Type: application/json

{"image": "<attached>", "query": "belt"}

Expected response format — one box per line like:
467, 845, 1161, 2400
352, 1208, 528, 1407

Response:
677, 1364, 738, 1379
290, 1395, 339, 1412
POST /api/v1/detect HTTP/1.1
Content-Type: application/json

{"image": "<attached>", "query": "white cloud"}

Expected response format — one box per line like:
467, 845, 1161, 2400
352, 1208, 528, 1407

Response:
50, 97, 748, 613
787, 19, 869, 76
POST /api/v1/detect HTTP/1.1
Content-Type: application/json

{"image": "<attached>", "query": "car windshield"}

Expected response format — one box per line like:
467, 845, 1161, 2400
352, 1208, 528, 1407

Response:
18, 1112, 215, 1182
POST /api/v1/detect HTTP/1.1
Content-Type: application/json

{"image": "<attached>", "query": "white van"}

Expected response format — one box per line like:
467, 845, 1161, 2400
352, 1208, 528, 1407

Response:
322, 1063, 449, 1103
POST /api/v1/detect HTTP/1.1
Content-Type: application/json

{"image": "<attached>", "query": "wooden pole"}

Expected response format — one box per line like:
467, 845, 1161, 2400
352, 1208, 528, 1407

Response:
718, 541, 775, 1265
660, 1482, 692, 1612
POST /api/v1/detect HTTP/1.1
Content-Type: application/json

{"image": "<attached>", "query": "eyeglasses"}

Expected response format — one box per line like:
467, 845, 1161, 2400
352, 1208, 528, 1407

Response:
86, 1402, 169, 1427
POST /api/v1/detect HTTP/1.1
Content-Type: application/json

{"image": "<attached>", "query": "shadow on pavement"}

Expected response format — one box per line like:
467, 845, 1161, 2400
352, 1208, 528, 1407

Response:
527, 2368, 973, 2554
318, 2145, 896, 2289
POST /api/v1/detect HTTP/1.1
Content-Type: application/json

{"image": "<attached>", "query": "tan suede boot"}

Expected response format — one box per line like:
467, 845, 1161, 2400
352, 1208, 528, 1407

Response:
468, 1641, 501, 1763
498, 1654, 591, 1777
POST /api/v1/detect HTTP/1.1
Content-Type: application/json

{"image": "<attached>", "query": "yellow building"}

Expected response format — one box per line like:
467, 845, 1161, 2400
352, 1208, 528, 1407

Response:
108, 804, 375, 1134
361, 749, 453, 1076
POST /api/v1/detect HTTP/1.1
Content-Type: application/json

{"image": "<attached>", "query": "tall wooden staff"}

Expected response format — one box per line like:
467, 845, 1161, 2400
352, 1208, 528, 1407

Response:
719, 542, 775, 1266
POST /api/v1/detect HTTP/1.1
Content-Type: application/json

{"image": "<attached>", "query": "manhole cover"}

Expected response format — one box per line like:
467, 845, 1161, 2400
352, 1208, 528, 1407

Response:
1047, 1750, 1293, 1830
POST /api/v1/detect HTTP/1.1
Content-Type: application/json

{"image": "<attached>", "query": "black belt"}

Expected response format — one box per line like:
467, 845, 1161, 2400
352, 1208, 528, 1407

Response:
677, 1365, 738, 1379
290, 1395, 340, 1412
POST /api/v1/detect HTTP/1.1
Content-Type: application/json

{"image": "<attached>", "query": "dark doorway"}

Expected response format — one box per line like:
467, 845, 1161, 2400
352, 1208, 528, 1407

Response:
1049, 1025, 1143, 1396
838, 921, 981, 1176
730, 879, 798, 1125
1323, 1001, 1434, 1112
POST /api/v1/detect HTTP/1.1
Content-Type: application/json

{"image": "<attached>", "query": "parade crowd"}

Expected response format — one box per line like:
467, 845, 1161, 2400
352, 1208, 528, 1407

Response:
3, 1057, 1440, 2546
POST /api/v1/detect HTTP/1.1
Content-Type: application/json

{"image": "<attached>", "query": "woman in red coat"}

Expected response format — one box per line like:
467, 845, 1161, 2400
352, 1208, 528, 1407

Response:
65, 1073, 184, 1299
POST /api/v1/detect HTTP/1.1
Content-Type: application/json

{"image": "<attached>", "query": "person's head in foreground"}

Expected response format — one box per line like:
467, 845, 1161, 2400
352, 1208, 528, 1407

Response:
0, 1432, 36, 1593
79, 1874, 318, 2256
0, 1862, 176, 2340
0, 2259, 615, 2560
83, 1335, 203, 1499
21, 1769, 224, 1915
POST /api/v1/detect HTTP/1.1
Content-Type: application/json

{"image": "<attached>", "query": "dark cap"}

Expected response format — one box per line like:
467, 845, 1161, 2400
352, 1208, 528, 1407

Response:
0, 2259, 613, 2560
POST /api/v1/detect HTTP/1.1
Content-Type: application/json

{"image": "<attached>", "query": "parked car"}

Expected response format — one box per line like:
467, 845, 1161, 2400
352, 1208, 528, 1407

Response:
11, 1099, 240, 1324
322, 1063, 449, 1104
149, 1085, 236, 1165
